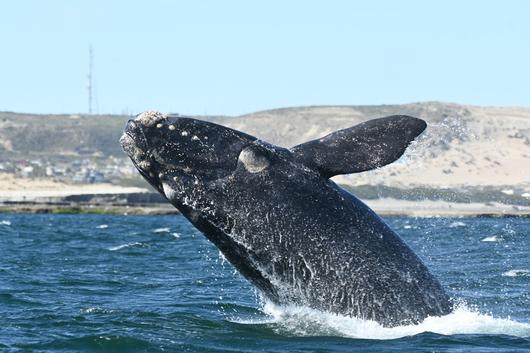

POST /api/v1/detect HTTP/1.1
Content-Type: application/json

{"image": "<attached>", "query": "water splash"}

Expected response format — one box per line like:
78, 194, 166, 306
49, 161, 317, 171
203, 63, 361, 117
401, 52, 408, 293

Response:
234, 302, 530, 340
502, 269, 530, 277
481, 235, 500, 242
80, 307, 115, 314
108, 242, 145, 251
449, 221, 466, 228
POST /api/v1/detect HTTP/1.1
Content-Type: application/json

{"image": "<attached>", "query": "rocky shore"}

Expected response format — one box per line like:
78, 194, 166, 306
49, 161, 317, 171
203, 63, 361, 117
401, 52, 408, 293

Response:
2, 192, 529, 217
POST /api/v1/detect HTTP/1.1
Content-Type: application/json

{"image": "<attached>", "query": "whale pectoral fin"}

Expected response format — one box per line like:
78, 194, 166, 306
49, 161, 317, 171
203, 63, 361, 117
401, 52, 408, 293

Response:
291, 115, 427, 178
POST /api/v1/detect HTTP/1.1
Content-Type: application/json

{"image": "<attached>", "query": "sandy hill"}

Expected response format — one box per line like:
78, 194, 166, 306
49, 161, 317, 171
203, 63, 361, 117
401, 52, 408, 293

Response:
0, 112, 126, 159
1, 102, 529, 189
205, 102, 530, 188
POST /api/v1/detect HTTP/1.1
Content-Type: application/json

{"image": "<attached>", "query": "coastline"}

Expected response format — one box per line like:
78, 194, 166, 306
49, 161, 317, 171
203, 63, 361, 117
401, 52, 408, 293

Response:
2, 178, 529, 217
363, 198, 530, 217
2, 195, 529, 217
0, 202, 177, 215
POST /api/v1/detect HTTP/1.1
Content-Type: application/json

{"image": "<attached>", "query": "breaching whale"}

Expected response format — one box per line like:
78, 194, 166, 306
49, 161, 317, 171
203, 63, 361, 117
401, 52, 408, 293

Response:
120, 111, 452, 327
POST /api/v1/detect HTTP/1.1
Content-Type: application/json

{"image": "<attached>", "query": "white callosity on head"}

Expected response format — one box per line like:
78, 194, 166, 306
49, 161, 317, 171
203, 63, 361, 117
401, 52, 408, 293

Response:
135, 111, 167, 127
162, 182, 177, 200
239, 146, 270, 173
137, 160, 151, 171
119, 133, 146, 163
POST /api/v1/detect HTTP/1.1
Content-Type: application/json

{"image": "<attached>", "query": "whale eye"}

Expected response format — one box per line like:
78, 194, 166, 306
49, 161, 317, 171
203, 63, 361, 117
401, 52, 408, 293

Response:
238, 146, 270, 173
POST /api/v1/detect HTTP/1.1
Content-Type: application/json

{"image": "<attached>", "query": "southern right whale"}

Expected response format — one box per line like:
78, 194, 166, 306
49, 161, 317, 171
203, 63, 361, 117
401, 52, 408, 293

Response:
120, 111, 452, 327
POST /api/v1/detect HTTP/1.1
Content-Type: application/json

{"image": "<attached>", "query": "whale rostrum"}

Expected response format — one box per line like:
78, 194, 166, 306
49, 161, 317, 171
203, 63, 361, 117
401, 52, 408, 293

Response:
120, 112, 452, 327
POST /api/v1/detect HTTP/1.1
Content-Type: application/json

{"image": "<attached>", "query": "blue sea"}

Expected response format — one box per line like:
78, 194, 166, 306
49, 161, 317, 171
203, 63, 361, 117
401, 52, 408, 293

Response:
1, 213, 529, 352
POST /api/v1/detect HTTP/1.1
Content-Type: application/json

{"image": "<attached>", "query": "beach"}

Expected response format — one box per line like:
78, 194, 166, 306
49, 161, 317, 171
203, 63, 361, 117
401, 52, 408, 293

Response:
1, 175, 528, 217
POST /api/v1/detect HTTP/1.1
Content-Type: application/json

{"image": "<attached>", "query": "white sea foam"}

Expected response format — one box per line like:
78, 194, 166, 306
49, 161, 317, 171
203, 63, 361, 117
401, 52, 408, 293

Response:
153, 227, 170, 233
449, 221, 466, 228
481, 235, 499, 242
232, 302, 530, 340
80, 307, 115, 314
171, 232, 180, 238
108, 242, 143, 251
0, 220, 12, 226
502, 269, 530, 277
96, 224, 108, 229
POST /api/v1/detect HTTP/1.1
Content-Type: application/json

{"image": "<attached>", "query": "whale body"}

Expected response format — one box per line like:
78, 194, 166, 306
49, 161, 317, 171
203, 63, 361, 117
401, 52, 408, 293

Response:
120, 111, 452, 327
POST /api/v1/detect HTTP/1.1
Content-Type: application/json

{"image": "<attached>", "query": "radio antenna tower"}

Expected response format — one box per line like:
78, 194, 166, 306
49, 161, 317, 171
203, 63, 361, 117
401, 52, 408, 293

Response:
88, 45, 93, 114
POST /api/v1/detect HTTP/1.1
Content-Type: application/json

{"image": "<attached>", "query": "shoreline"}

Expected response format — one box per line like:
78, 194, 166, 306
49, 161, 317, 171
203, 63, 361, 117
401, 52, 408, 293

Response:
0, 202, 177, 215
2, 198, 529, 217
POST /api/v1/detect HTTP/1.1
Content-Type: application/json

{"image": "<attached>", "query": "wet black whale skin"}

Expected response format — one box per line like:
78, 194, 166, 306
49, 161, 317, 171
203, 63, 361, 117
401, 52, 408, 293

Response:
122, 114, 452, 327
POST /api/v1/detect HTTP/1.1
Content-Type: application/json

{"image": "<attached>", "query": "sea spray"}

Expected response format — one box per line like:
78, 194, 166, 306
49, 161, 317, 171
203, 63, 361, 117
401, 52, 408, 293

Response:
253, 301, 530, 340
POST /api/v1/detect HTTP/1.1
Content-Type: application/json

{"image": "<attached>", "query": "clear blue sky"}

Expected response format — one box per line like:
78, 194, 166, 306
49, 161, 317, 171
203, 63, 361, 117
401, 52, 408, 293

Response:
0, 0, 528, 116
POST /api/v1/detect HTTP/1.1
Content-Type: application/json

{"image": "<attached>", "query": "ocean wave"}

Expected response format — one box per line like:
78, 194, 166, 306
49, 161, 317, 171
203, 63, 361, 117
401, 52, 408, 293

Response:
0, 293, 43, 306
18, 335, 151, 351
481, 235, 500, 242
80, 307, 115, 314
108, 242, 144, 251
153, 227, 171, 233
502, 269, 530, 277
234, 302, 530, 340
0, 220, 11, 226
449, 221, 466, 228
96, 224, 108, 229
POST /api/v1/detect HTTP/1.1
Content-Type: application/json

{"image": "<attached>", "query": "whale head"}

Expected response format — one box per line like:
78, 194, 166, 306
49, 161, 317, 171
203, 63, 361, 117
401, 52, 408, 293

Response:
119, 111, 271, 204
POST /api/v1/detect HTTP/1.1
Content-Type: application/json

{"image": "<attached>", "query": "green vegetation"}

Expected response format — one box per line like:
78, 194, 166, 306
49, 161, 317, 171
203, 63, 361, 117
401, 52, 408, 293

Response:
0, 112, 129, 159
48, 207, 110, 214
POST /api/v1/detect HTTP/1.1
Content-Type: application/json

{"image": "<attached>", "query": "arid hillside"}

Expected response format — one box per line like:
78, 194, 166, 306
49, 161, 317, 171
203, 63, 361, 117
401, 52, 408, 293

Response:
206, 102, 530, 188
1, 102, 529, 191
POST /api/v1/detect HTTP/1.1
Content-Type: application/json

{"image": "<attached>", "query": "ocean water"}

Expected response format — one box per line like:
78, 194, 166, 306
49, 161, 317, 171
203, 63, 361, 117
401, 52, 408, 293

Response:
1, 213, 529, 353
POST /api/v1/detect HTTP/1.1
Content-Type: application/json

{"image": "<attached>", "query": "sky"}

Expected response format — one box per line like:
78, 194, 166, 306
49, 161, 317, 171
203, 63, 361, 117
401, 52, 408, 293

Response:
0, 0, 529, 116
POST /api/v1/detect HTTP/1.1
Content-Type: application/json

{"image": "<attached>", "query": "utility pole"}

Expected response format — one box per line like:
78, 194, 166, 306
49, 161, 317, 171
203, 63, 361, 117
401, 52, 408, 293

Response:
88, 45, 93, 114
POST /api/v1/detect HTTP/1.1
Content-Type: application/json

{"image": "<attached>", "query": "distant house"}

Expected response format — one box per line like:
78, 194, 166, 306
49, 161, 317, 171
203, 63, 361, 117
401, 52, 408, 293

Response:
20, 166, 34, 177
